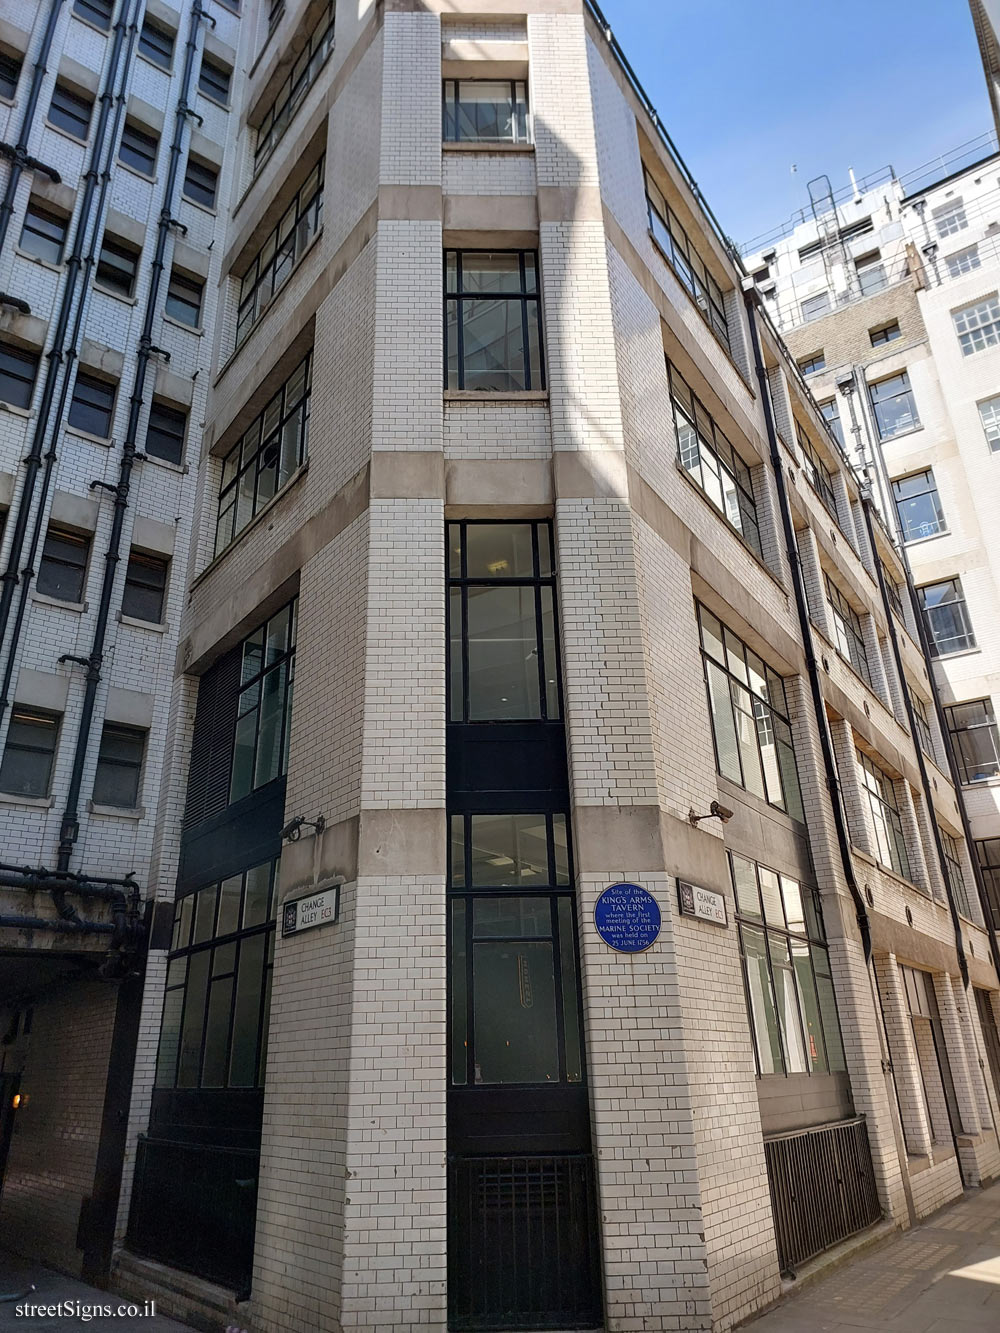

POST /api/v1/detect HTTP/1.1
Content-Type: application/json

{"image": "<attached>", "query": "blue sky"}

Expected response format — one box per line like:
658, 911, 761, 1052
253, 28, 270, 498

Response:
599, 0, 993, 250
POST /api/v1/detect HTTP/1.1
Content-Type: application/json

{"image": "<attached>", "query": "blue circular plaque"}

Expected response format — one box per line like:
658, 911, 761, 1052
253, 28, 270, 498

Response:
594, 882, 661, 953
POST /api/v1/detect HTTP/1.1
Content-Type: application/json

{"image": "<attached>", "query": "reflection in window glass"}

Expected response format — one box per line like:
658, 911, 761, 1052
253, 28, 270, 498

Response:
443, 79, 529, 144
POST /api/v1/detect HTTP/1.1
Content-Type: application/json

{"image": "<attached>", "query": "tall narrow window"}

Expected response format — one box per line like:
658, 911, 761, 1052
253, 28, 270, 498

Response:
939, 827, 972, 919
820, 399, 844, 448
146, 401, 187, 465
732, 852, 845, 1077
122, 551, 168, 623
899, 965, 959, 1145
944, 699, 1000, 784
857, 750, 911, 880
198, 54, 231, 104
68, 372, 116, 437
443, 80, 529, 144
37, 527, 89, 603
978, 395, 1000, 451
48, 82, 93, 139
825, 575, 872, 689
892, 469, 944, 541
910, 690, 934, 759
93, 724, 145, 807
183, 159, 218, 209
20, 203, 68, 264
448, 521, 560, 723
0, 343, 40, 409
0, 51, 21, 100
669, 362, 762, 557
0, 710, 59, 797
697, 603, 804, 820
976, 839, 1000, 931
954, 297, 1000, 356
96, 236, 139, 298
215, 353, 311, 555
870, 371, 919, 438
918, 578, 976, 657
165, 271, 204, 328
644, 169, 730, 350
119, 122, 159, 176
445, 250, 544, 392
797, 422, 838, 520
138, 18, 174, 68
230, 602, 297, 802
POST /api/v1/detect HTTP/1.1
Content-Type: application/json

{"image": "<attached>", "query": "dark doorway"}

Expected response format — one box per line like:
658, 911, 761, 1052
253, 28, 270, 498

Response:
0, 1073, 19, 1196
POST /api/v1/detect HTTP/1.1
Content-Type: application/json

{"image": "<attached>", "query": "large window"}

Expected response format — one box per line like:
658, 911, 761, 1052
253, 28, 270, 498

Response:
698, 603, 804, 820
443, 80, 529, 144
918, 578, 976, 657
892, 469, 944, 542
732, 853, 845, 1077
448, 521, 560, 723
825, 575, 872, 689
857, 750, 911, 880
254, 2, 334, 173
954, 296, 1000, 357
155, 858, 277, 1090
215, 352, 310, 556
939, 827, 973, 919
444, 250, 544, 392
644, 170, 730, 351
669, 362, 762, 557
49, 82, 93, 139
0, 709, 59, 797
449, 814, 583, 1087
235, 159, 323, 347
797, 421, 838, 520
20, 203, 68, 265
976, 839, 1000, 931
93, 724, 145, 808
978, 395, 1000, 452
230, 601, 296, 803
944, 699, 1000, 784
870, 371, 919, 438
37, 527, 89, 603
0, 343, 39, 409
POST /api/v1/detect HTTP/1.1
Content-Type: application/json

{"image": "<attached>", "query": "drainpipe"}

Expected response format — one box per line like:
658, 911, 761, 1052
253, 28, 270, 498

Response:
743, 283, 872, 959
0, 0, 138, 713
0, 0, 65, 252
56, 0, 210, 876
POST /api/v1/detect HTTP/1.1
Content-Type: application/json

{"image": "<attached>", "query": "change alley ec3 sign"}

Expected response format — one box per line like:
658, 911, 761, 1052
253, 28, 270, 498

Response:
281, 884, 341, 938
594, 882, 661, 953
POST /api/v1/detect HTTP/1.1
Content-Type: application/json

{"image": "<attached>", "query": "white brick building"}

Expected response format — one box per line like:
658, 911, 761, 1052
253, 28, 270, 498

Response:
1, 2, 999, 1331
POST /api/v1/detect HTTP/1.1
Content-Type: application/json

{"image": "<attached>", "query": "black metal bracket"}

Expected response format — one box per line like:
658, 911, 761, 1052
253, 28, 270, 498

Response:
0, 140, 61, 182
57, 654, 92, 669
0, 293, 30, 315
89, 479, 119, 495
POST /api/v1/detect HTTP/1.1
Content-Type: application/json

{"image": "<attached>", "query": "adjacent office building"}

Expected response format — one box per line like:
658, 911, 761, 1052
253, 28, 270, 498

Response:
1, 2, 999, 1332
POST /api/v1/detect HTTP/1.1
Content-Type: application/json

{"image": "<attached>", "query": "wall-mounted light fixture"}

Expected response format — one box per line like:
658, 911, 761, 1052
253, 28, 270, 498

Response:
687, 800, 734, 827
280, 814, 326, 843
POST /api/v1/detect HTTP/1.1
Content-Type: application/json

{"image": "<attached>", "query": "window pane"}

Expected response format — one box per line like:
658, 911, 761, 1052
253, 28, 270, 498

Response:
176, 949, 210, 1087
464, 523, 535, 578
731, 854, 761, 918
243, 862, 271, 928
193, 884, 218, 944
469, 814, 551, 887
552, 813, 570, 885
217, 874, 242, 936
460, 298, 527, 390
201, 975, 234, 1087
466, 585, 541, 719
473, 897, 552, 938
769, 935, 808, 1072
229, 933, 266, 1087
472, 940, 558, 1084
154, 988, 184, 1087
557, 897, 583, 1082
449, 588, 464, 720
706, 660, 741, 783
740, 925, 783, 1074
791, 939, 828, 1072
451, 900, 467, 1085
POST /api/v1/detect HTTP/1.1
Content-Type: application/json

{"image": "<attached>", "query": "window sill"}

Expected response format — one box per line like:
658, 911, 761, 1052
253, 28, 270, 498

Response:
198, 91, 230, 112
958, 774, 1000, 789
190, 459, 309, 589
43, 118, 88, 147
162, 313, 204, 336
180, 194, 218, 218
140, 453, 188, 474
137, 52, 173, 76
878, 425, 924, 444
118, 612, 168, 633
32, 592, 87, 613
88, 800, 146, 819
852, 846, 931, 899
902, 529, 948, 547
14, 247, 64, 275
442, 141, 535, 154
0, 95, 15, 109
0, 403, 33, 421
0, 792, 54, 809
66, 425, 112, 448
674, 456, 787, 594
71, 11, 112, 37
93, 284, 138, 306
444, 388, 548, 403
116, 160, 158, 186
930, 646, 981, 663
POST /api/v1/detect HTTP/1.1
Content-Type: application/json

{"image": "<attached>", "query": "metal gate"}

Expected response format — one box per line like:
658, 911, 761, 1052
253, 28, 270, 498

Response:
764, 1116, 882, 1274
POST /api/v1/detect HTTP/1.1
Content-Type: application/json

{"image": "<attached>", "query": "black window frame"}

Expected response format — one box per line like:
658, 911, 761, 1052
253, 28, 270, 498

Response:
892, 469, 945, 542
0, 709, 59, 798
96, 235, 139, 298
870, 370, 920, 439
819, 399, 844, 448
669, 361, 763, 559
182, 158, 218, 209
215, 352, 311, 556
253, 2, 335, 173
797, 351, 825, 376
198, 53, 231, 105
229, 601, 297, 804
68, 371, 116, 438
444, 249, 545, 392
93, 723, 146, 808
138, 17, 174, 69
145, 400, 187, 465
36, 526, 90, 603
0, 50, 21, 100
975, 838, 1000, 931
944, 698, 1000, 784
48, 81, 93, 139
732, 851, 846, 1078
0, 342, 40, 409
910, 689, 934, 759
881, 562, 904, 620
442, 78, 530, 145
235, 158, 324, 348
72, 0, 112, 30
870, 320, 901, 347
697, 602, 804, 821
939, 827, 973, 919
164, 269, 204, 328
119, 121, 159, 176
825, 574, 873, 689
797, 421, 839, 521
857, 749, 911, 881
644, 168, 730, 352
122, 550, 168, 623
19, 201, 68, 265
918, 578, 976, 657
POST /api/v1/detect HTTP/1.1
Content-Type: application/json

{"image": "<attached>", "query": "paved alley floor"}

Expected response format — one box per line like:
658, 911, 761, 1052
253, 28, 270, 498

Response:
0, 1254, 193, 1331
744, 1180, 1000, 1332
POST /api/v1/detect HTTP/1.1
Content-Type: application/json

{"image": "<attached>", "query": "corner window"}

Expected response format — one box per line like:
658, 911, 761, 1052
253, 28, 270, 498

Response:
215, 352, 310, 555
732, 852, 845, 1076
445, 250, 544, 392
122, 551, 168, 623
119, 121, 159, 176
857, 750, 911, 880
146, 401, 187, 465
954, 297, 1000, 356
933, 199, 967, 238
944, 699, 1000, 784
20, 202, 68, 264
825, 575, 872, 689
48, 82, 93, 139
73, 0, 112, 29
183, 159, 218, 209
93, 724, 145, 807
0, 51, 21, 100
0, 343, 40, 409
138, 18, 174, 69
869, 320, 901, 347
918, 578, 976, 657
697, 603, 804, 820
230, 602, 296, 802
670, 363, 762, 558
447, 520, 560, 723
68, 371, 116, 437
165, 270, 204, 328
198, 54, 231, 104
443, 80, 529, 144
946, 245, 980, 278
798, 351, 825, 376
870, 371, 919, 438
892, 469, 944, 542
0, 709, 59, 797
800, 291, 831, 323
978, 395, 1000, 451
37, 527, 89, 603
96, 236, 139, 298
644, 169, 730, 351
